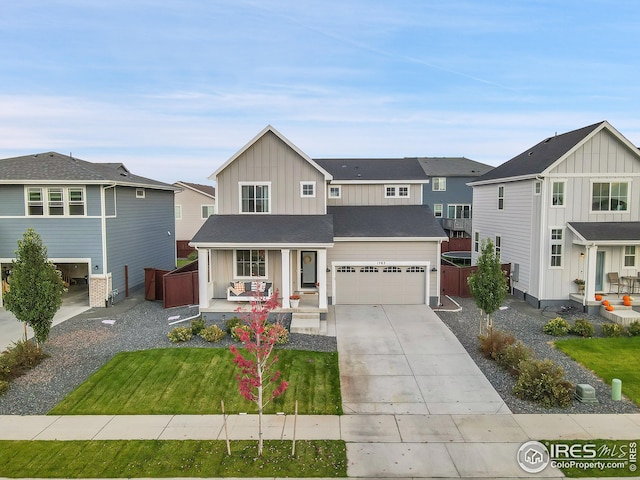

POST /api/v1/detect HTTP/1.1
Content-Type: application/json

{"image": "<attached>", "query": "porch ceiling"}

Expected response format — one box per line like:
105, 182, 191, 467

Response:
569, 221, 640, 245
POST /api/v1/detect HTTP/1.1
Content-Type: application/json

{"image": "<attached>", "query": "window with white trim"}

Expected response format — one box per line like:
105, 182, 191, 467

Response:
592, 181, 628, 211
498, 185, 505, 210
495, 235, 501, 260
240, 183, 270, 213
329, 185, 341, 198
136, 188, 145, 198
552, 181, 565, 206
235, 249, 267, 278
26, 186, 86, 216
433, 204, 443, 217
300, 182, 315, 198
534, 181, 541, 195
447, 204, 471, 219
385, 185, 410, 198
432, 177, 446, 191
201, 205, 214, 219
474, 231, 480, 252
625, 246, 636, 267
550, 228, 563, 267
175, 205, 182, 220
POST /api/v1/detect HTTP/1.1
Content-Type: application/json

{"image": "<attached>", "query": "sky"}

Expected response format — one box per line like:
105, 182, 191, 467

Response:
1, 1, 639, 185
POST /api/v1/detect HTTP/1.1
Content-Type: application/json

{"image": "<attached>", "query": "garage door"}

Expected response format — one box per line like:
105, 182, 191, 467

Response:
334, 264, 427, 304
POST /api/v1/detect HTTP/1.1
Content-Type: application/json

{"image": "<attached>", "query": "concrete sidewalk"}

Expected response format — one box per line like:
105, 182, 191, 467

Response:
1, 413, 639, 478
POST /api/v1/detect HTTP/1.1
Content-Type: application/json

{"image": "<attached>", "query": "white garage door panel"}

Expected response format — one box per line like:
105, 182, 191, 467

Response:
335, 265, 426, 304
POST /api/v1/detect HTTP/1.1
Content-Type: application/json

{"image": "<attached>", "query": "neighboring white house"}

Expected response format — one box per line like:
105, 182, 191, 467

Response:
173, 181, 215, 258
469, 121, 640, 309
190, 125, 447, 313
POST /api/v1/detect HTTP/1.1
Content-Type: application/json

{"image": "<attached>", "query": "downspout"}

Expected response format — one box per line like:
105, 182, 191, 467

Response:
101, 184, 116, 303
537, 176, 547, 303
436, 239, 442, 307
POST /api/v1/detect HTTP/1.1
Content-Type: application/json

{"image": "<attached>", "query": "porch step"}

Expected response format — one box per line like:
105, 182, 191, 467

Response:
290, 312, 321, 335
600, 305, 640, 326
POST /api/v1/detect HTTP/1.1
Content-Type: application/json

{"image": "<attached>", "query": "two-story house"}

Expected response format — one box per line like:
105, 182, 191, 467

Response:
190, 126, 447, 312
173, 181, 216, 258
418, 157, 493, 239
0, 152, 177, 308
469, 121, 640, 309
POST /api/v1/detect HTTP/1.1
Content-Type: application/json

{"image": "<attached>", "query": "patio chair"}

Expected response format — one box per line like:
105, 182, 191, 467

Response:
607, 272, 623, 295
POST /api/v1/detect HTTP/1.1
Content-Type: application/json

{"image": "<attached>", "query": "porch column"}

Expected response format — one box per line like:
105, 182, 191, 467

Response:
198, 248, 209, 309
281, 249, 290, 308
318, 249, 328, 309
585, 245, 598, 304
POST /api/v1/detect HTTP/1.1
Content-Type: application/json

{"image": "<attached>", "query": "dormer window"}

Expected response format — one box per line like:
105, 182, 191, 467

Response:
240, 182, 270, 213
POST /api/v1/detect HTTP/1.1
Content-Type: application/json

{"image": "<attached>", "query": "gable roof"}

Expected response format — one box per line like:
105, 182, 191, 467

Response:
210, 125, 332, 181
328, 205, 447, 239
418, 157, 494, 177
174, 181, 216, 198
468, 121, 640, 185
0, 152, 175, 189
315, 158, 427, 182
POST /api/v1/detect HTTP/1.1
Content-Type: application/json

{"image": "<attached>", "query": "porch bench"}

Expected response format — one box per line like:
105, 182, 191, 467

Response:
227, 281, 273, 302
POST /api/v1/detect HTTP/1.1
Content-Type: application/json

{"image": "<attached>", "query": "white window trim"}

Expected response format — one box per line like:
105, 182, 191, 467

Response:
238, 181, 271, 214
385, 184, 410, 198
474, 231, 480, 253
433, 204, 443, 218
497, 185, 505, 210
201, 204, 214, 219
24, 185, 87, 217
328, 185, 342, 199
136, 188, 145, 198
432, 177, 446, 192
534, 181, 542, 196
550, 227, 564, 269
624, 246, 636, 267
233, 249, 268, 279
447, 204, 472, 219
589, 179, 630, 213
551, 180, 566, 208
300, 181, 316, 198
175, 205, 182, 220
495, 234, 501, 260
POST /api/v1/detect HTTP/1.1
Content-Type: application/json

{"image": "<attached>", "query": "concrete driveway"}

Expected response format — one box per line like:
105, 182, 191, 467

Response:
335, 304, 510, 415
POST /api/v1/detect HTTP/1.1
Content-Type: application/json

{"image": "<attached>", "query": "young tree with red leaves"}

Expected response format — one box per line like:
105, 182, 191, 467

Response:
229, 289, 288, 456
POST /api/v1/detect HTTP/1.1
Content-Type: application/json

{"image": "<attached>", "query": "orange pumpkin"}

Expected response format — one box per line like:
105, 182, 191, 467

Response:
623, 295, 631, 302
603, 300, 610, 306
595, 294, 603, 301
624, 299, 632, 306
606, 305, 614, 311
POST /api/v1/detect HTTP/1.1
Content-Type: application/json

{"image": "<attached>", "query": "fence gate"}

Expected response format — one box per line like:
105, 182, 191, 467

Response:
441, 264, 511, 297
144, 261, 199, 308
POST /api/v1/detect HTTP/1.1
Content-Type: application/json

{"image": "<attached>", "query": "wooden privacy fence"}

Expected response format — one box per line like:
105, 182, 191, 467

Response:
441, 238, 471, 253
441, 263, 511, 298
144, 261, 199, 308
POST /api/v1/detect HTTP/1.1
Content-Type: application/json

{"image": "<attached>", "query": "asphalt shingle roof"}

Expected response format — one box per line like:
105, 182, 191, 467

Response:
176, 181, 216, 197
418, 157, 494, 177
314, 158, 427, 181
569, 222, 640, 243
0, 152, 174, 189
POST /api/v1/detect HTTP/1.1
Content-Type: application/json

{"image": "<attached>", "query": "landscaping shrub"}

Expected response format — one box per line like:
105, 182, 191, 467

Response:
189, 317, 206, 335
496, 340, 533, 376
167, 326, 193, 343
265, 322, 289, 345
601, 322, 626, 337
225, 317, 242, 334
570, 318, 594, 338
187, 250, 198, 261
0, 380, 8, 395
512, 358, 573, 407
231, 324, 252, 342
2, 339, 47, 378
543, 317, 571, 336
628, 321, 640, 337
478, 328, 515, 360
199, 325, 226, 343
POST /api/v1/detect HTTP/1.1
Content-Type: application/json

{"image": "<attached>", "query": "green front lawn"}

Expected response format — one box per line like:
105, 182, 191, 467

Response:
554, 337, 640, 406
0, 440, 347, 478
50, 348, 342, 415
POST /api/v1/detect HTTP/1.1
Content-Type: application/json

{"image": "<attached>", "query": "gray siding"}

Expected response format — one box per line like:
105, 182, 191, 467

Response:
106, 186, 176, 298
422, 176, 475, 212
216, 131, 327, 215
175, 188, 215, 241
327, 183, 422, 206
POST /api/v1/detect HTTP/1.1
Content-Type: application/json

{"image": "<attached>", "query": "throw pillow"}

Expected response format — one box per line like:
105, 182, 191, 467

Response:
234, 282, 245, 292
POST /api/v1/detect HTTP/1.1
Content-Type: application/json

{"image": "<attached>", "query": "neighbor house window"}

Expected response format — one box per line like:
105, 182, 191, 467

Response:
26, 186, 86, 216
385, 185, 410, 198
474, 231, 480, 252
534, 181, 542, 195
625, 246, 636, 267
175, 205, 182, 220
447, 204, 471, 219
240, 182, 270, 213
201, 205, 214, 219
550, 228, 563, 267
592, 182, 628, 211
495, 235, 501, 260
498, 185, 505, 210
433, 204, 443, 217
300, 182, 315, 198
552, 181, 565, 206
432, 177, 446, 191
329, 186, 341, 198
235, 249, 266, 278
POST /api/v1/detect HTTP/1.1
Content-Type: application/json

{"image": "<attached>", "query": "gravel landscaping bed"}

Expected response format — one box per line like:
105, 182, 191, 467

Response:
0, 293, 336, 415
436, 295, 640, 414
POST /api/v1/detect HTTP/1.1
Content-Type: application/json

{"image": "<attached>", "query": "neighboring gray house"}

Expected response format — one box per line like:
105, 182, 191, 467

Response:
418, 157, 493, 238
469, 121, 640, 309
173, 181, 216, 258
0, 152, 177, 308
190, 126, 447, 312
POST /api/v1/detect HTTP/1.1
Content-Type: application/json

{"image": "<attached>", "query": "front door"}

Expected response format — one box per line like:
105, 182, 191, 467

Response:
301, 251, 317, 288
596, 251, 605, 292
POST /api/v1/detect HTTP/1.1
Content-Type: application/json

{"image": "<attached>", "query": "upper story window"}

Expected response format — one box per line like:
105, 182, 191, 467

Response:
329, 185, 341, 199
447, 204, 471, 219
26, 186, 85, 216
385, 185, 409, 198
550, 228, 563, 267
432, 177, 446, 191
592, 181, 628, 212
497, 185, 505, 210
240, 182, 270, 213
175, 205, 182, 220
201, 205, 214, 219
300, 182, 315, 198
552, 181, 565, 206
433, 204, 443, 217
136, 188, 145, 198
